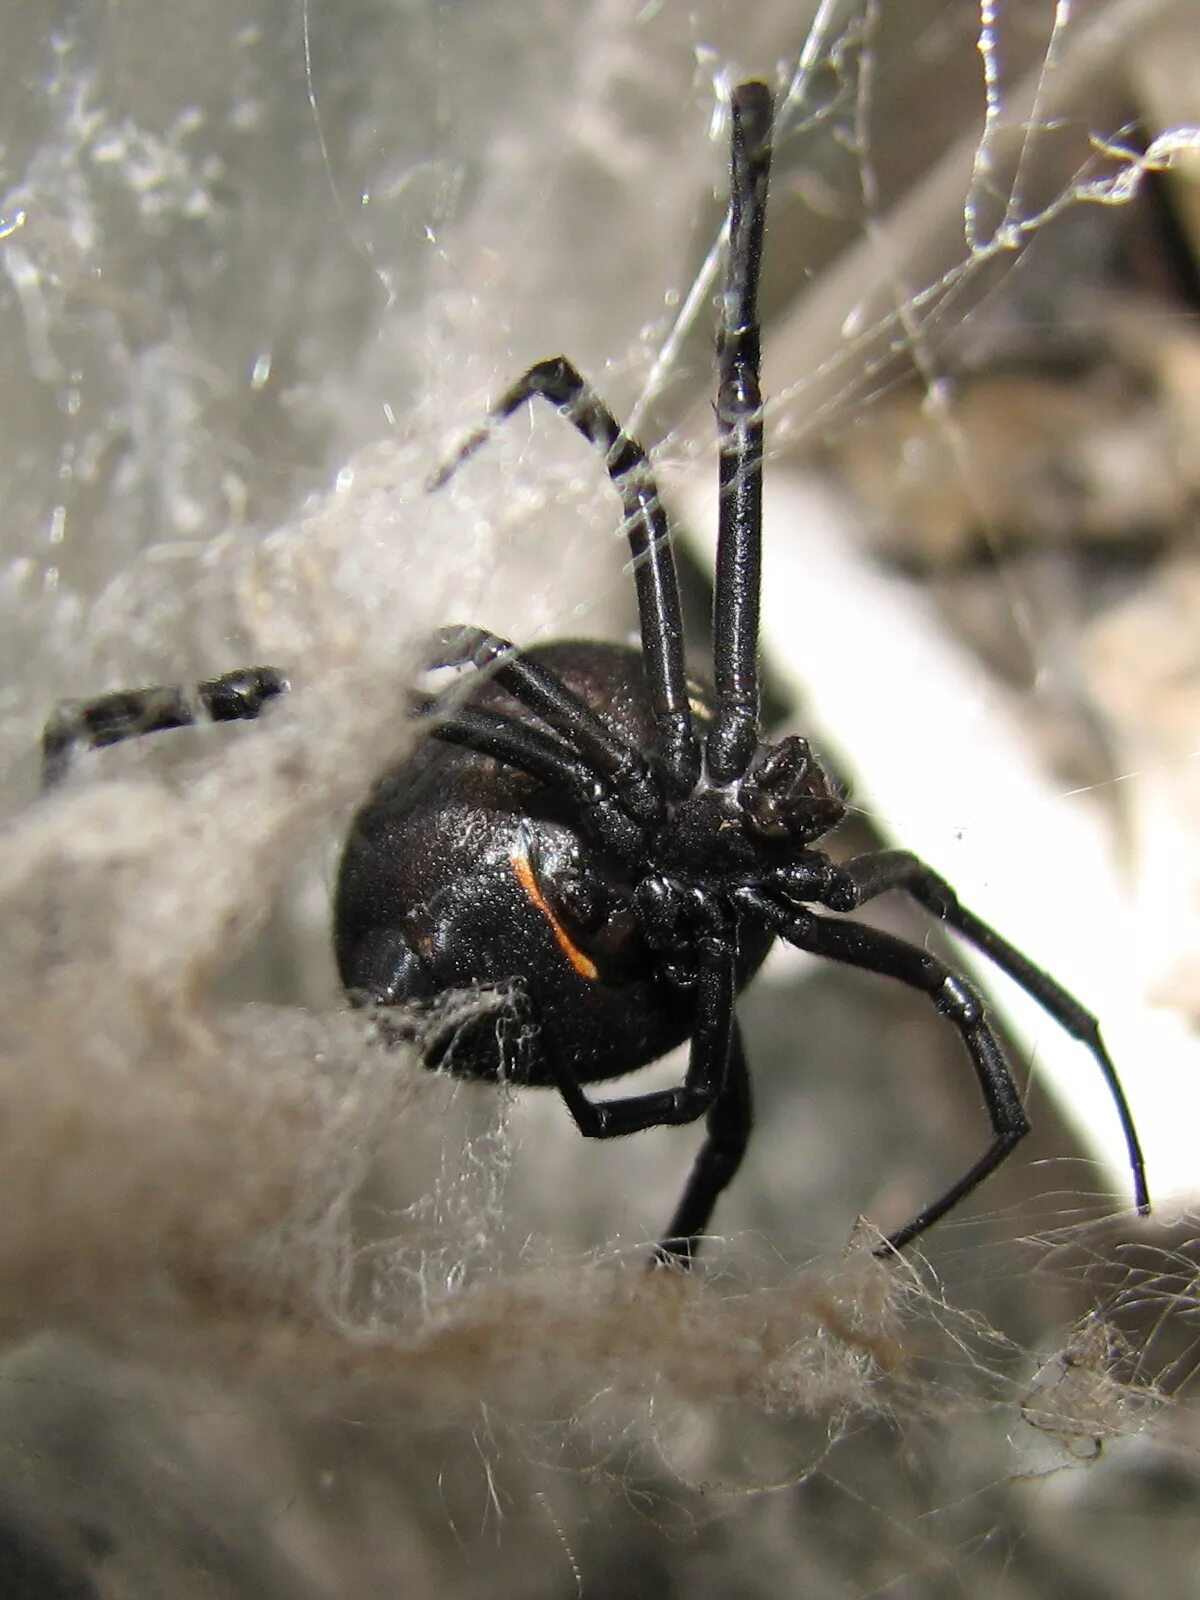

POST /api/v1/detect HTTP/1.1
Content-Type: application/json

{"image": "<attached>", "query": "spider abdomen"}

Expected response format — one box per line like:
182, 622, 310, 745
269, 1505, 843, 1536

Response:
334, 641, 772, 1088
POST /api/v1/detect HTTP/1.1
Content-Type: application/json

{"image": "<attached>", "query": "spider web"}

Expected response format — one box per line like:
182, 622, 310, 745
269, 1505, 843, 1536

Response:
0, 1, 1197, 1595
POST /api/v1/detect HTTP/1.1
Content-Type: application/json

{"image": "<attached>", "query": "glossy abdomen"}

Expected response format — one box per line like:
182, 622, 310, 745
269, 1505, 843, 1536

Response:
334, 641, 771, 1086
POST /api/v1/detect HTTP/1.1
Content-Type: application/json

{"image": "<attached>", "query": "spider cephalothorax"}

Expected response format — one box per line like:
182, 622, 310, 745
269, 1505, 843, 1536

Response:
43, 82, 1148, 1264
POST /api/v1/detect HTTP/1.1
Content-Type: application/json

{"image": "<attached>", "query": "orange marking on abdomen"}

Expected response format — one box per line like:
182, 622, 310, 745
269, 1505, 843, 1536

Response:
510, 851, 599, 981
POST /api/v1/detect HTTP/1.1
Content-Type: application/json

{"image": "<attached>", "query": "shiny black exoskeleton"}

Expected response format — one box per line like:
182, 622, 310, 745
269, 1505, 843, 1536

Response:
334, 639, 782, 1088
43, 83, 1148, 1263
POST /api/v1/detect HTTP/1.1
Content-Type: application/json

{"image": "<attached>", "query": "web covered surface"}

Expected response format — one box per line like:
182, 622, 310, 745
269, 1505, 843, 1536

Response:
0, 2, 1198, 1595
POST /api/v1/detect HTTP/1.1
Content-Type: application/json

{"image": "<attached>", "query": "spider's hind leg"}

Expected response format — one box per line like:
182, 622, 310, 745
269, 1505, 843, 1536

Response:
424, 625, 662, 826
656, 1019, 752, 1266
42, 666, 289, 789
539, 927, 739, 1265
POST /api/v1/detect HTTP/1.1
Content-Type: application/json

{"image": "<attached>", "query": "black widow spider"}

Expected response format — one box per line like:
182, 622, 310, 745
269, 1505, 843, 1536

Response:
43, 82, 1148, 1265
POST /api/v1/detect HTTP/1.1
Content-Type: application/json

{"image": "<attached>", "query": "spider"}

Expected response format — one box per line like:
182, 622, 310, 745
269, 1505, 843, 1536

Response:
42, 82, 1148, 1265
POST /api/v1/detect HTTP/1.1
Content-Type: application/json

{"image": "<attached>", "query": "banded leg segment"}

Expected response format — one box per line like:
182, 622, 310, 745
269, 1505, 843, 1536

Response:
42, 666, 289, 789
428, 356, 698, 794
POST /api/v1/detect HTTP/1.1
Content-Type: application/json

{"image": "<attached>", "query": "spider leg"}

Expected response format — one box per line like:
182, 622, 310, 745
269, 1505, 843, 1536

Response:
707, 82, 773, 784
655, 1018, 751, 1266
740, 889, 1029, 1255
543, 928, 737, 1258
817, 849, 1149, 1216
427, 356, 698, 795
415, 695, 647, 866
425, 625, 663, 826
42, 667, 289, 789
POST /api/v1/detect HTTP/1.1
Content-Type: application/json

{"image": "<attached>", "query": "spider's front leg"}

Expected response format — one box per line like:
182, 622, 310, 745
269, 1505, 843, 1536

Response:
816, 849, 1148, 1216
738, 888, 1029, 1255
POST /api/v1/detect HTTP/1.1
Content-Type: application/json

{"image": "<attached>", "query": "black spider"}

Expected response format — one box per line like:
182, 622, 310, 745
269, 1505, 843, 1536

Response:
42, 82, 1148, 1264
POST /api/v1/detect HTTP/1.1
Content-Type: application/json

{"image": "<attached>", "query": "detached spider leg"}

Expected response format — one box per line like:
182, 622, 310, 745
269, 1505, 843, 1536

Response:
41, 666, 289, 789
429, 356, 699, 794
817, 849, 1149, 1214
740, 890, 1030, 1255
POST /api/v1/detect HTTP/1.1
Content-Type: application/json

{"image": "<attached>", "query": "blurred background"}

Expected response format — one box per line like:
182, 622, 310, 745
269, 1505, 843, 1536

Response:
0, 0, 1199, 1594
